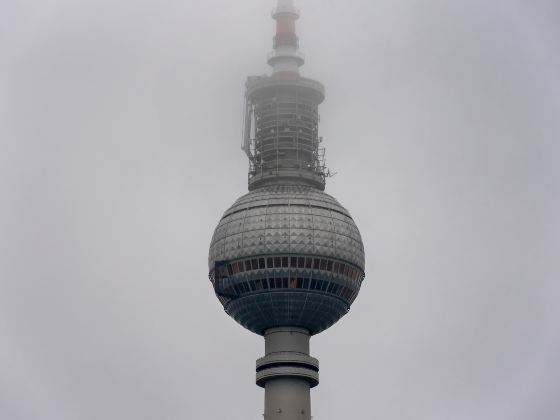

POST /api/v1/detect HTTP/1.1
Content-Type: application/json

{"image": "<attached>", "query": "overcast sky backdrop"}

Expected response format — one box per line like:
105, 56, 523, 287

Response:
1, 1, 559, 419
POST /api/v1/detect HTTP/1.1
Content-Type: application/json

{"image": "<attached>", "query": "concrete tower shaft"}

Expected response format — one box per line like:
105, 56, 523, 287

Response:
257, 328, 317, 420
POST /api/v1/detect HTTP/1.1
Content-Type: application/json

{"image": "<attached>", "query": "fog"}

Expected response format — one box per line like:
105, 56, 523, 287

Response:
1, 1, 559, 419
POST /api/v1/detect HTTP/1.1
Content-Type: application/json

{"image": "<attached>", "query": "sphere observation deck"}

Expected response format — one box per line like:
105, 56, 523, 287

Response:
208, 184, 365, 335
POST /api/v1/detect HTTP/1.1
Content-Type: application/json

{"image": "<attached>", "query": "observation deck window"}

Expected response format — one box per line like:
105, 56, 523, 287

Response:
212, 255, 364, 302
337, 263, 345, 275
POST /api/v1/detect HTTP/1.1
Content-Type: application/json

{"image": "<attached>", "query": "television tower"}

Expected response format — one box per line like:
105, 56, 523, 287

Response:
208, 1, 365, 418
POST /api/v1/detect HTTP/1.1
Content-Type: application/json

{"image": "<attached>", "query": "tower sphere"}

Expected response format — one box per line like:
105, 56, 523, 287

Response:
209, 184, 365, 335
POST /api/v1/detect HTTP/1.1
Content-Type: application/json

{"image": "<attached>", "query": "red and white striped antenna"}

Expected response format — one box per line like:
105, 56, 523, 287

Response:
268, 0, 305, 79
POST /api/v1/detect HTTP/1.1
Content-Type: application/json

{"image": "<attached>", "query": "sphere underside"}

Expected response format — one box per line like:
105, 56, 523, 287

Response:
226, 292, 349, 335
208, 184, 365, 335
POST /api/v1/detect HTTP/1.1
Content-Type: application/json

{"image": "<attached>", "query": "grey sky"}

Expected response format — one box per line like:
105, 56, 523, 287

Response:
1, 0, 559, 419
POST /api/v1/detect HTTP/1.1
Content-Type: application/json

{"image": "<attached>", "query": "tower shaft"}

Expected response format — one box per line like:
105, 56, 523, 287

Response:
257, 328, 318, 420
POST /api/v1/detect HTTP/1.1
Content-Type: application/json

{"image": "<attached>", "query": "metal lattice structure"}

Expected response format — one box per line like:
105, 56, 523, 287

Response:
243, 76, 329, 191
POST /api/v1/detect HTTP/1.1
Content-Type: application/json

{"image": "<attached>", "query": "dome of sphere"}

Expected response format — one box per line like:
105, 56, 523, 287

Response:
208, 184, 365, 335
